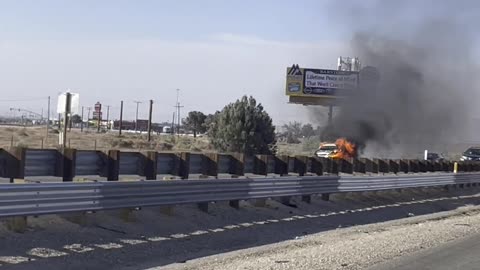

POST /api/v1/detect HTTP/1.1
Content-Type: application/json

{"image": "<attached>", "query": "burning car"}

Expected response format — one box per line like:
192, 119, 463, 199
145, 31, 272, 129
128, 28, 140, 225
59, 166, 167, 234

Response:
314, 143, 338, 158
314, 138, 357, 159
330, 138, 357, 159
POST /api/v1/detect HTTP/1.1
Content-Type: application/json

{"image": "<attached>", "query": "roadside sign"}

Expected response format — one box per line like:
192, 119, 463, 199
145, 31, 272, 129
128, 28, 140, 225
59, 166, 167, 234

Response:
57, 92, 80, 114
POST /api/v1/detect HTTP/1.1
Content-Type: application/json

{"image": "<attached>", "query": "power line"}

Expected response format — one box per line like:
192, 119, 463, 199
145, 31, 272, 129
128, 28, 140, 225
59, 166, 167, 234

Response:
0, 97, 48, 102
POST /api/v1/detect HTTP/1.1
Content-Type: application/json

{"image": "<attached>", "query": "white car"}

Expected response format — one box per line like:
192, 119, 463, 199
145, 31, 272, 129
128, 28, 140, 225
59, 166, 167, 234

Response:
315, 143, 338, 158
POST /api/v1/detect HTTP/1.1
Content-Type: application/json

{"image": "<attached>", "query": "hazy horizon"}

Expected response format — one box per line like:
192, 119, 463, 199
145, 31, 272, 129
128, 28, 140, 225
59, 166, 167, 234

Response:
1, 1, 478, 126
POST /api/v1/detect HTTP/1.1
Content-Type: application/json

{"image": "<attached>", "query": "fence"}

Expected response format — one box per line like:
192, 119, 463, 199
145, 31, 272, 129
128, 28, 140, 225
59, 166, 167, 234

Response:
0, 147, 479, 182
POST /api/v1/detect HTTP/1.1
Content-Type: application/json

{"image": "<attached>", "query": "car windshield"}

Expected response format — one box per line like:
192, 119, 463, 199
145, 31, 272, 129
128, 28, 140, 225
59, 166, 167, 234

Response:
319, 146, 337, 151
465, 148, 480, 156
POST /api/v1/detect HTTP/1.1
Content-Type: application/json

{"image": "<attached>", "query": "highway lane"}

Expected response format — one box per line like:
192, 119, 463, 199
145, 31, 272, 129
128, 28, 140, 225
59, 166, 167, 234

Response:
369, 233, 480, 270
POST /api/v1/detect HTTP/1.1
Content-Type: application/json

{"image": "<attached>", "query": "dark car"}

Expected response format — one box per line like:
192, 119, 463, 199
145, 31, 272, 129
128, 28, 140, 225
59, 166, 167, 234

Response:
460, 147, 480, 161
426, 152, 444, 161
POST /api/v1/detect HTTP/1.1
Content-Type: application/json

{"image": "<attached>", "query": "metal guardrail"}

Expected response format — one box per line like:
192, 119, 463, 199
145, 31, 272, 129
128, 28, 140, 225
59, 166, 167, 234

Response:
2, 147, 480, 182
1, 173, 479, 218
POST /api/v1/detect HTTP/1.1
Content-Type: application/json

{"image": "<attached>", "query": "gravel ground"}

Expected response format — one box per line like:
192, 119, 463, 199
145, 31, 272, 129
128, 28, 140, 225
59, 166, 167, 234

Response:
155, 203, 480, 270
1, 187, 480, 270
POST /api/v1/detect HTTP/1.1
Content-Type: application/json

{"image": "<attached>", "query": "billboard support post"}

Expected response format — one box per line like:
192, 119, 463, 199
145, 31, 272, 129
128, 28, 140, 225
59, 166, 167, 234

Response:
328, 106, 333, 126
61, 92, 72, 149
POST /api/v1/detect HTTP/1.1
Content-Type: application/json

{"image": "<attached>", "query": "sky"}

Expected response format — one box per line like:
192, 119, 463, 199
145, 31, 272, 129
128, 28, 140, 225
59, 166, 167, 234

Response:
0, 0, 360, 125
4, 1, 477, 126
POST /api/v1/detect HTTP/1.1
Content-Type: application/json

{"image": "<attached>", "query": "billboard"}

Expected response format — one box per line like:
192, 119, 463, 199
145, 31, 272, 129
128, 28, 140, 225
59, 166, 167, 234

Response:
286, 64, 359, 104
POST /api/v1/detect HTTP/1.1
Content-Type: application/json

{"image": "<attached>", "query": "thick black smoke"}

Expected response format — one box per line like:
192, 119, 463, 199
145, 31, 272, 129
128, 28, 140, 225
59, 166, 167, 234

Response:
319, 1, 480, 158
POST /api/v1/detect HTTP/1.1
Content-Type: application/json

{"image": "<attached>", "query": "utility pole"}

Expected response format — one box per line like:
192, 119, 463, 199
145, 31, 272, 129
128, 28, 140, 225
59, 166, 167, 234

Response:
119, 100, 123, 136
106, 105, 110, 130
174, 89, 184, 135
87, 107, 92, 130
81, 106, 84, 132
133, 101, 142, 133
171, 111, 175, 135
46, 96, 50, 143
97, 112, 101, 133
147, 100, 153, 141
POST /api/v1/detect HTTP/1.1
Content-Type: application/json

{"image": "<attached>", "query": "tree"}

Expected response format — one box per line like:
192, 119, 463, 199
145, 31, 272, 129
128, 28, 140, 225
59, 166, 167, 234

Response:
208, 96, 276, 155
183, 111, 207, 137
301, 123, 315, 138
71, 114, 82, 124
281, 121, 302, 143
282, 121, 302, 138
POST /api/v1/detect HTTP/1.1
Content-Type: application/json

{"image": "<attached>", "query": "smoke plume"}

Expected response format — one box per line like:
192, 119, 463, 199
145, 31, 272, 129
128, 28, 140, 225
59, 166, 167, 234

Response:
320, 1, 480, 158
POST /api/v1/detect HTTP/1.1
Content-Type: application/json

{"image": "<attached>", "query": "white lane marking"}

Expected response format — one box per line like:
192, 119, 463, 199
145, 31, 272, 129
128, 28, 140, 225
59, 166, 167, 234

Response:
170, 233, 189, 239
94, 243, 123, 249
190, 230, 209, 235
147, 236, 170, 242
118, 239, 148, 245
209, 228, 225, 233
253, 221, 268, 225
0, 256, 34, 264
27, 248, 68, 258
63, 244, 94, 253
223, 225, 240, 229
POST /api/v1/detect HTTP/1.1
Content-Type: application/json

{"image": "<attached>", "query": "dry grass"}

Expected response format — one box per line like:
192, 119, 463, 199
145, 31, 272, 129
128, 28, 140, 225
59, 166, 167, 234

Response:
0, 126, 214, 152
0, 126, 316, 156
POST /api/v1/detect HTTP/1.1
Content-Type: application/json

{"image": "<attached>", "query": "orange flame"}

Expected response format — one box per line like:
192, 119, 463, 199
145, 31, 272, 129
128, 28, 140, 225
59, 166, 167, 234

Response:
330, 138, 357, 159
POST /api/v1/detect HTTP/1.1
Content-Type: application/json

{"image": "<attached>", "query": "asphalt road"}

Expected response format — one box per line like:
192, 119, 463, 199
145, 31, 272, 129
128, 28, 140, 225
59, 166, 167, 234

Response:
370, 233, 480, 270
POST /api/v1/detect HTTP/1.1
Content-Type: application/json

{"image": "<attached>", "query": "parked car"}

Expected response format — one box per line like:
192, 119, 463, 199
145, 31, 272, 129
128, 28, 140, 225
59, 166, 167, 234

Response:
460, 147, 480, 161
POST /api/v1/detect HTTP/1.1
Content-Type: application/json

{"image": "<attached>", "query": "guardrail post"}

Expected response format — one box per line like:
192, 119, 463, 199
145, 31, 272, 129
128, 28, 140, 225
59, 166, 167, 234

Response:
441, 161, 452, 172
389, 160, 400, 174
466, 161, 474, 172
229, 200, 240, 210
254, 155, 268, 176
294, 156, 308, 176
418, 160, 427, 173
7, 147, 25, 183
62, 148, 76, 182
399, 160, 410, 173
432, 161, 442, 172
175, 152, 190, 179
474, 162, 480, 171
302, 195, 312, 204
374, 159, 389, 173
337, 159, 353, 174
202, 153, 218, 177
409, 160, 419, 173
310, 157, 323, 175
197, 202, 209, 213
107, 150, 120, 181
144, 151, 157, 180
363, 158, 378, 174
353, 159, 366, 174
229, 153, 244, 177
275, 155, 289, 176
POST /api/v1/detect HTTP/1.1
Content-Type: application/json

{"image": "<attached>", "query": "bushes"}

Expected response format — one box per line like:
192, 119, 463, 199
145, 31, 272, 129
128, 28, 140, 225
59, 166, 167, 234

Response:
109, 138, 134, 149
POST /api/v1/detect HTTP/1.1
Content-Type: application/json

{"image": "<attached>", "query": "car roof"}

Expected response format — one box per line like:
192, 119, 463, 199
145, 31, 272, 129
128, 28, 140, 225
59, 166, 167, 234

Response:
320, 143, 336, 147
